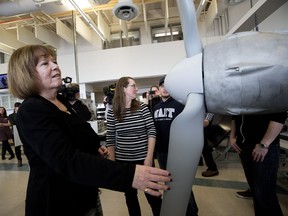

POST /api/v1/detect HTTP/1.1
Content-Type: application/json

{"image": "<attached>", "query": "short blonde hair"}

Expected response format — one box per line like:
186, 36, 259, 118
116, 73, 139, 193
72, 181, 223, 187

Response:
8, 45, 56, 99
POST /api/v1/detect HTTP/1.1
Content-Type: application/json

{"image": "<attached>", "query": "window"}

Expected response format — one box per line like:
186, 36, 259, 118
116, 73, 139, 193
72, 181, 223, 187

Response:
151, 24, 183, 43
0, 94, 22, 111
104, 29, 140, 49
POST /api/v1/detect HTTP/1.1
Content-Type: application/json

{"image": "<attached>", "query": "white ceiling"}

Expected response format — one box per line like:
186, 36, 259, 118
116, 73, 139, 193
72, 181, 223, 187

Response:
0, 0, 185, 94
0, 0, 287, 94
0, 0, 181, 35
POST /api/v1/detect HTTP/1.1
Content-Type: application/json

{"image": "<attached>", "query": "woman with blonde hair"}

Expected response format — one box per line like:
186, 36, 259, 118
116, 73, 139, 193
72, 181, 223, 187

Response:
7, 45, 171, 216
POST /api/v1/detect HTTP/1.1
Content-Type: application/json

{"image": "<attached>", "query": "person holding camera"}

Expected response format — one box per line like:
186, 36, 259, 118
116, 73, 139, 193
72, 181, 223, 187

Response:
65, 83, 92, 121
148, 85, 161, 112
103, 84, 115, 120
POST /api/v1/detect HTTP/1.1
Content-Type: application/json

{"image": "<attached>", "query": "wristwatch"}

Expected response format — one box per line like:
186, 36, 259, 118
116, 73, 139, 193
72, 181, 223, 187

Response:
259, 143, 269, 149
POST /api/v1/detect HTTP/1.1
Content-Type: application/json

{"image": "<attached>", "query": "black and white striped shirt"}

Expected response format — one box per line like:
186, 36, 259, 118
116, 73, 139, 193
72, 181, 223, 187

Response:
106, 103, 156, 161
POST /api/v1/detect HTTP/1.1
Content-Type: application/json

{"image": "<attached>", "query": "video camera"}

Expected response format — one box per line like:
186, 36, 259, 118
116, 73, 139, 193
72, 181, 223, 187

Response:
103, 83, 116, 105
148, 90, 155, 95
58, 77, 79, 101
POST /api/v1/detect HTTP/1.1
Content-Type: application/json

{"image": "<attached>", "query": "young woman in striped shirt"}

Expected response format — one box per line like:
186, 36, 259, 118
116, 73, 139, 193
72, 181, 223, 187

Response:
106, 76, 162, 216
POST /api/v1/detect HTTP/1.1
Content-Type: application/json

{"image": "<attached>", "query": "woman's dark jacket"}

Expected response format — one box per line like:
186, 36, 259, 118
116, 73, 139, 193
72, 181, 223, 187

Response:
17, 95, 135, 216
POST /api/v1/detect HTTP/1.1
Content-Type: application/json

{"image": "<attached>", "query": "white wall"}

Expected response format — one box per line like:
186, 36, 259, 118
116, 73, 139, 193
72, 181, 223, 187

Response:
258, 1, 288, 32
0, 40, 186, 88
77, 40, 186, 83
1, 1, 287, 84
0, 63, 7, 74
57, 54, 77, 83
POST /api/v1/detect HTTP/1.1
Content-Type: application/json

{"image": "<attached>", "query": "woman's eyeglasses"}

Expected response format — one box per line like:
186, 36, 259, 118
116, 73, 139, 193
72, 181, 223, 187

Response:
127, 84, 137, 88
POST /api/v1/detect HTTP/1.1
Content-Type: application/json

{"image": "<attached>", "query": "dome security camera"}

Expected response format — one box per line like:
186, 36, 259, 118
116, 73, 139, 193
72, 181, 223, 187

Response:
113, 1, 139, 21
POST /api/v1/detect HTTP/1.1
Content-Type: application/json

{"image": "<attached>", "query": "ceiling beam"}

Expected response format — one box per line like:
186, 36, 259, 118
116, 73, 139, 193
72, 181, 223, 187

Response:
75, 15, 93, 43
35, 25, 61, 48
227, 0, 288, 35
0, 44, 14, 55
56, 18, 74, 44
0, 28, 26, 49
17, 24, 44, 45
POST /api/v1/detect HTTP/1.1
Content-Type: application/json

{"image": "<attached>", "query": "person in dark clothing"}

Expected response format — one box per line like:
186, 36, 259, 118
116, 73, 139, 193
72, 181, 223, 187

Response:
65, 83, 92, 121
7, 45, 172, 216
153, 76, 199, 216
148, 85, 161, 112
0, 106, 15, 160
201, 113, 219, 177
8, 102, 23, 167
230, 113, 286, 216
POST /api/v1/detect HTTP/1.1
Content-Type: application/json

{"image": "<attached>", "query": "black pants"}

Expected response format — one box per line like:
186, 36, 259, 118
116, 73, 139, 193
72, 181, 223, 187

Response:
239, 143, 283, 216
14, 145, 22, 160
117, 160, 162, 216
1, 140, 15, 159
202, 136, 218, 171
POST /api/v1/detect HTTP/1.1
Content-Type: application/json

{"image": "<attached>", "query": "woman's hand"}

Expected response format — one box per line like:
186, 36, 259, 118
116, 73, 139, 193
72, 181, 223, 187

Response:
106, 146, 115, 161
98, 145, 109, 159
132, 165, 171, 197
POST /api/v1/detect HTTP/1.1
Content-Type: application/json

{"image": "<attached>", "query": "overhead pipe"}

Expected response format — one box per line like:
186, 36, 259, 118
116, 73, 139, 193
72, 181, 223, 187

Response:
164, 0, 169, 36
141, 0, 148, 36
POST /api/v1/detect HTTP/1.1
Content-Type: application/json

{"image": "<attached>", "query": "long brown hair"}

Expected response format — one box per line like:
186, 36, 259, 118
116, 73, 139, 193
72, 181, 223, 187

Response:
0, 106, 7, 117
112, 76, 140, 121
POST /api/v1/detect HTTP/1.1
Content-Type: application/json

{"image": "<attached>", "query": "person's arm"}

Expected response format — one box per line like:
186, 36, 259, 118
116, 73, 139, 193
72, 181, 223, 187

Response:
18, 97, 172, 196
106, 108, 116, 161
253, 120, 284, 162
260, 121, 285, 147
8, 114, 15, 126
0, 118, 11, 127
145, 137, 156, 167
72, 100, 92, 121
107, 146, 116, 161
229, 119, 241, 153
141, 104, 157, 167
204, 113, 214, 127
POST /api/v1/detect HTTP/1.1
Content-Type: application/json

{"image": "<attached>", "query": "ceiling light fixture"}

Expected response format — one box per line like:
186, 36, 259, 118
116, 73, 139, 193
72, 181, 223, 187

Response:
113, 0, 139, 21
155, 31, 179, 38
68, 0, 106, 41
